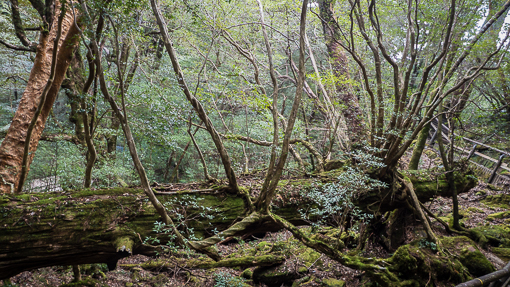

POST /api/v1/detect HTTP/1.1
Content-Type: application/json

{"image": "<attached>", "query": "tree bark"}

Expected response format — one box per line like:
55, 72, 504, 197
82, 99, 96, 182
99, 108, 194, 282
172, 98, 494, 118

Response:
0, 1, 81, 194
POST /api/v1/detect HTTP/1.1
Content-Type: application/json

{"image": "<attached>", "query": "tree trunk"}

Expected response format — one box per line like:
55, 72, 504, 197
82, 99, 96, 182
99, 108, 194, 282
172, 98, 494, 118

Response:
318, 0, 365, 144
408, 122, 431, 170
0, 2, 80, 194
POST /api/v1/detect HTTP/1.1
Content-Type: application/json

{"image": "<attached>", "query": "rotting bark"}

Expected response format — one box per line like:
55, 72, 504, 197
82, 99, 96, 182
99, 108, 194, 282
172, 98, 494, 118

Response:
0, 1, 81, 194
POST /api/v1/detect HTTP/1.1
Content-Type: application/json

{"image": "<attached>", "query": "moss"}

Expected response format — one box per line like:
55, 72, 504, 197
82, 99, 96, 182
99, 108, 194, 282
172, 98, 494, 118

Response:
492, 247, 510, 261
324, 159, 346, 171
113, 235, 134, 254
481, 194, 510, 208
321, 278, 346, 287
386, 240, 471, 284
296, 247, 322, 267
460, 247, 495, 276
471, 225, 510, 247
487, 184, 502, 191
487, 211, 510, 220
467, 207, 484, 213
241, 268, 253, 279
402, 169, 477, 200
442, 236, 494, 277
389, 245, 418, 273
73, 187, 143, 198
59, 277, 100, 287
135, 255, 285, 270
150, 274, 169, 287
256, 241, 272, 253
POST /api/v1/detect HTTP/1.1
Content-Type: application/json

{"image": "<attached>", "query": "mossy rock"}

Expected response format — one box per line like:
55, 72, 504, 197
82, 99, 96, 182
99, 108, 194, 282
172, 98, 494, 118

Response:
460, 247, 495, 276
471, 225, 510, 247
467, 207, 484, 213
442, 236, 495, 277
487, 184, 502, 191
291, 276, 313, 287
492, 247, 510, 262
321, 278, 345, 287
387, 241, 470, 284
241, 268, 253, 279
389, 245, 418, 273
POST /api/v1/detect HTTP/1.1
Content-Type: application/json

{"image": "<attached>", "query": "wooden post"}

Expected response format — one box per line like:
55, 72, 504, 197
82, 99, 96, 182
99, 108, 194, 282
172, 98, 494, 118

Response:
429, 128, 438, 145
488, 154, 505, 184
467, 144, 477, 160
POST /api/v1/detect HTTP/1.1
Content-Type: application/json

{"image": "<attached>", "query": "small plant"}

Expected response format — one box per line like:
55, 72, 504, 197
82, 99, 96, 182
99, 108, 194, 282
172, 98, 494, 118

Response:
418, 239, 438, 252
214, 271, 246, 287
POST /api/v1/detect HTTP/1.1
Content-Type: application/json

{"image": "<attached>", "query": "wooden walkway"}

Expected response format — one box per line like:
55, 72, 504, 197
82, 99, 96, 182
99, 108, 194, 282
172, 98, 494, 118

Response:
428, 118, 510, 187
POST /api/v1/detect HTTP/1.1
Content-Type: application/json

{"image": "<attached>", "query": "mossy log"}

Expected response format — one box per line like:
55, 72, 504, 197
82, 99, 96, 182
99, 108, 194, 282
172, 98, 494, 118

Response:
0, 168, 476, 279
0, 187, 303, 279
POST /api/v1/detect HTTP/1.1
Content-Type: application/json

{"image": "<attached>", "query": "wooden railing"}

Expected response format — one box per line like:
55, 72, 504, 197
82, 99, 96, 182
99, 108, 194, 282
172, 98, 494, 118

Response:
428, 118, 510, 186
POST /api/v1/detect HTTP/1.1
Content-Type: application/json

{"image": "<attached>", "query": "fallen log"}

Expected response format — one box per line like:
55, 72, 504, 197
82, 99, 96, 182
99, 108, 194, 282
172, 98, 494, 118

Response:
0, 187, 301, 279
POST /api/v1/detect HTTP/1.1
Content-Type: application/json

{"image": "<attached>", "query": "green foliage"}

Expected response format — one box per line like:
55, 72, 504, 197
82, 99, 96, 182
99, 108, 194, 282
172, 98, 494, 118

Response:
213, 271, 246, 287
418, 239, 438, 252
299, 148, 387, 232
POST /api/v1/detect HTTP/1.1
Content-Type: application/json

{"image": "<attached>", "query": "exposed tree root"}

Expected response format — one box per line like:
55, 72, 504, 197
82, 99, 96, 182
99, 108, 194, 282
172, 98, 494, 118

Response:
269, 213, 401, 286
120, 254, 285, 270
189, 212, 269, 250
400, 175, 440, 246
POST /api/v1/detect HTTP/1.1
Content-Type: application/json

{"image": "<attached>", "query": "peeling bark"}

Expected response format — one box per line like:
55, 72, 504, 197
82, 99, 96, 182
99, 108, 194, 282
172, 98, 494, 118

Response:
0, 1, 81, 194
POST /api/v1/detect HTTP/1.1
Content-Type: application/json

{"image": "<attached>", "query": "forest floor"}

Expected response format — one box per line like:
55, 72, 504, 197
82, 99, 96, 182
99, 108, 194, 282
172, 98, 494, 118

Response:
2, 179, 509, 287
3, 148, 510, 287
